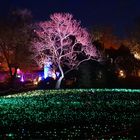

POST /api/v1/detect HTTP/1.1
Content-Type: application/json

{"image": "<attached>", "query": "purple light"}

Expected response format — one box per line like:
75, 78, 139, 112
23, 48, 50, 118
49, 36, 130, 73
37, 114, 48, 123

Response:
20, 75, 24, 82
56, 72, 60, 77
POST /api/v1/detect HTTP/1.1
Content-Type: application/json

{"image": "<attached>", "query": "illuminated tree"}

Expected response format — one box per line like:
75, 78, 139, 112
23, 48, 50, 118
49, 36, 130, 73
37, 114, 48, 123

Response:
122, 39, 140, 76
123, 39, 140, 60
32, 13, 98, 89
0, 9, 33, 82
123, 20, 140, 60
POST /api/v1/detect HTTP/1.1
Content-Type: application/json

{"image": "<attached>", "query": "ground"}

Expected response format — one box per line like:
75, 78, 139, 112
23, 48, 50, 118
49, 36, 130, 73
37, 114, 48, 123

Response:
0, 89, 140, 139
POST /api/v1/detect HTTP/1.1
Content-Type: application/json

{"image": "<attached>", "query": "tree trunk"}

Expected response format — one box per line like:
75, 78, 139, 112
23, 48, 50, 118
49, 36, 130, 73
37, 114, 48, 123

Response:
9, 66, 18, 88
55, 76, 64, 89
55, 63, 64, 89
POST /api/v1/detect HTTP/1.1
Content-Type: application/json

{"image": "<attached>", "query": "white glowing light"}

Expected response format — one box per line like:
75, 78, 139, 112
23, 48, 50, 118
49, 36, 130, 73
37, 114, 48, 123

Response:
134, 52, 140, 60
118, 70, 126, 78
38, 76, 42, 82
52, 72, 56, 80
33, 79, 38, 85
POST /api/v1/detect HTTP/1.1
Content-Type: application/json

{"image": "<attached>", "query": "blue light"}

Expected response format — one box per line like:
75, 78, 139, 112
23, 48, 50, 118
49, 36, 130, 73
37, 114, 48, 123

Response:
44, 62, 52, 79
44, 65, 49, 79
56, 72, 60, 77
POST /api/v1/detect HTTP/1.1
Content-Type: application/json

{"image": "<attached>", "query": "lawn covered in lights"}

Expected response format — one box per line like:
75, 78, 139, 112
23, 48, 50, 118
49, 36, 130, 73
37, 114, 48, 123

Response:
0, 88, 140, 139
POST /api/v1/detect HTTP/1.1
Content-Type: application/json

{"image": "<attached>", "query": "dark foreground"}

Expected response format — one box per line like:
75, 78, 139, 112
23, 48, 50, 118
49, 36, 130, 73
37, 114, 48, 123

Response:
0, 89, 140, 139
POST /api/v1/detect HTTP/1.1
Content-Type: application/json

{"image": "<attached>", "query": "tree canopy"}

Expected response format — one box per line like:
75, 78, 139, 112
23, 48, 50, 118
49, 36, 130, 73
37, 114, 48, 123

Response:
32, 13, 99, 88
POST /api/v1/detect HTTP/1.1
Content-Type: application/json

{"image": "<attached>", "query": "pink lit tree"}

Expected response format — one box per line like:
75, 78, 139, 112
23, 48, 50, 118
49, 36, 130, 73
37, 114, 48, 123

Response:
32, 13, 99, 89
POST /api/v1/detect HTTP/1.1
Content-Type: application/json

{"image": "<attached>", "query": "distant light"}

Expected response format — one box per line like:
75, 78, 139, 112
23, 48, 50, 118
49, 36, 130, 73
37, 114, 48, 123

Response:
56, 72, 60, 77
118, 70, 126, 78
38, 76, 42, 82
52, 72, 56, 80
33, 76, 42, 85
137, 70, 140, 77
134, 52, 140, 60
44, 63, 51, 79
33, 81, 38, 85
33, 79, 38, 85
17, 68, 21, 74
21, 75, 24, 82
17, 75, 21, 78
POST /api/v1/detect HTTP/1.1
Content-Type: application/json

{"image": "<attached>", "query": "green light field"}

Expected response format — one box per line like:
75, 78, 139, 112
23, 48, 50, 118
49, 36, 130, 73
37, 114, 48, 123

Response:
0, 88, 140, 139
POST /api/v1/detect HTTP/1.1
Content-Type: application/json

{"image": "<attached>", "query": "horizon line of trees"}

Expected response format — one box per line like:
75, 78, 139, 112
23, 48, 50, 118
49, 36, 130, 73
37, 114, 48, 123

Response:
0, 8, 140, 88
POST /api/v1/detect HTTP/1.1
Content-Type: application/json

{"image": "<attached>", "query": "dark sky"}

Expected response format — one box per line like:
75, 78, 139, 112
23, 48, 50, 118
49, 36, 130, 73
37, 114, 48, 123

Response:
1, 0, 140, 37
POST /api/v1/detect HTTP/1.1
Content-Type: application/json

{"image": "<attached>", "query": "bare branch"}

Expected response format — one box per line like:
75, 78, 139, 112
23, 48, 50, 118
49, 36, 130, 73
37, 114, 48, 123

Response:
31, 12, 98, 79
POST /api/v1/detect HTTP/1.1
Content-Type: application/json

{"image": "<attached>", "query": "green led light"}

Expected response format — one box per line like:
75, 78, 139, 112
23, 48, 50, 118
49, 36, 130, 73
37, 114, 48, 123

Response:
0, 88, 139, 139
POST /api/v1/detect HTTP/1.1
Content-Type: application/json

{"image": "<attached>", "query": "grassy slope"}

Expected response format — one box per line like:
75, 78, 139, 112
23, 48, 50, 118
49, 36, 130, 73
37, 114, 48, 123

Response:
0, 89, 140, 139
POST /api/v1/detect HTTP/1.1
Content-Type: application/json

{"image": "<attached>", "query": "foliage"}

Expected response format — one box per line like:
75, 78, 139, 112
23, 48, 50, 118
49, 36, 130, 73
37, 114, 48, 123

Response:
123, 21, 140, 61
92, 27, 121, 50
0, 9, 33, 80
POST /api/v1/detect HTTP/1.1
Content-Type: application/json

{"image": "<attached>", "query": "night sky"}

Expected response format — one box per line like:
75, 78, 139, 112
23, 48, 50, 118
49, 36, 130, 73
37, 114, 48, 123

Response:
1, 0, 140, 37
